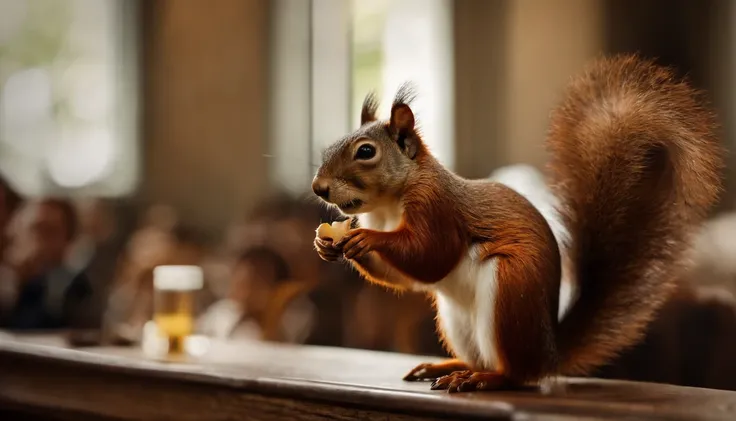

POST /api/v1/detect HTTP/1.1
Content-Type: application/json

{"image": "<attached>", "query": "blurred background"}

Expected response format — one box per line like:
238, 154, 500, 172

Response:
1, 0, 736, 392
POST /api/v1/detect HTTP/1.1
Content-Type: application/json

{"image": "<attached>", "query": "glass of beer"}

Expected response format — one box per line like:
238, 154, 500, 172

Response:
152, 265, 203, 355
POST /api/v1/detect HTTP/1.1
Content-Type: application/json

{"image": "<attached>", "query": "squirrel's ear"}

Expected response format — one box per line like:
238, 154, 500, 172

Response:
361, 92, 379, 126
390, 104, 418, 159
390, 83, 417, 133
390, 83, 418, 159
390, 103, 415, 133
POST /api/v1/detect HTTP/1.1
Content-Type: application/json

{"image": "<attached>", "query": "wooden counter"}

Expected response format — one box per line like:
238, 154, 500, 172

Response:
1, 333, 735, 421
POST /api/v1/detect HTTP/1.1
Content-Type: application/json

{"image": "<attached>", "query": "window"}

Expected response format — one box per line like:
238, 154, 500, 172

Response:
351, 0, 454, 168
269, 0, 454, 193
0, 0, 139, 197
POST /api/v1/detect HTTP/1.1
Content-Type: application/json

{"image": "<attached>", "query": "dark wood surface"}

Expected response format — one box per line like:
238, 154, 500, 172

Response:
1, 333, 736, 420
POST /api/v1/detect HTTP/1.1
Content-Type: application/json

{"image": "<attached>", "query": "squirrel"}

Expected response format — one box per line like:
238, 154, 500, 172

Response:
311, 54, 724, 393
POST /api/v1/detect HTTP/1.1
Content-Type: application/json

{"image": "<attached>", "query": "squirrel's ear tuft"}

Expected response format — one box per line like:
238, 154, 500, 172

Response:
392, 82, 417, 108
361, 92, 379, 125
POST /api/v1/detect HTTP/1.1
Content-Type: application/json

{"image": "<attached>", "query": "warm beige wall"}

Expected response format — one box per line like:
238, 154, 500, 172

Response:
453, 0, 604, 177
504, 0, 604, 168
141, 0, 268, 235
453, 0, 509, 179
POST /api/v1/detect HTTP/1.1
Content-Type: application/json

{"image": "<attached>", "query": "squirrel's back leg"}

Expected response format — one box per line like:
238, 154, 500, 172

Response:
429, 252, 559, 393
480, 245, 560, 385
404, 243, 560, 392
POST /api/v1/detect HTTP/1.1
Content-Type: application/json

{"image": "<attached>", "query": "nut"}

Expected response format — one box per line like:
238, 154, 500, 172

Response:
316, 219, 351, 242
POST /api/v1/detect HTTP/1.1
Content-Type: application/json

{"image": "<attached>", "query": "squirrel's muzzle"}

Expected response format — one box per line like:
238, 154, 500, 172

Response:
312, 178, 330, 201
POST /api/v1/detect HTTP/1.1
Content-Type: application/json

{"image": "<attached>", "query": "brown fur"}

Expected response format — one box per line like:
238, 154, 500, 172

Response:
343, 155, 469, 283
469, 184, 561, 382
313, 54, 724, 388
548, 55, 724, 375
338, 162, 562, 385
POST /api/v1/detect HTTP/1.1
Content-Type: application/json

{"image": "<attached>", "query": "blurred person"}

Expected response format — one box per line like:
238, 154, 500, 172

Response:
197, 246, 316, 343
0, 173, 22, 257
66, 198, 122, 330
204, 191, 370, 347
344, 284, 447, 356
102, 206, 209, 344
66, 198, 119, 274
125, 204, 179, 270
108, 204, 182, 297
102, 205, 179, 337
0, 198, 94, 330
301, 258, 364, 348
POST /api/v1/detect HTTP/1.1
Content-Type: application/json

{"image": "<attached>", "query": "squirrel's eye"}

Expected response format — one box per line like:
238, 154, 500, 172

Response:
355, 144, 376, 160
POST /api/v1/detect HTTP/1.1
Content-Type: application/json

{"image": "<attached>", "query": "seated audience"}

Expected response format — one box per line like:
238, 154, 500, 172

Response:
0, 198, 95, 330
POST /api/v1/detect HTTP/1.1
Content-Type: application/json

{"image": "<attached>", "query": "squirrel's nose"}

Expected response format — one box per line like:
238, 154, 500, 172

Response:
312, 179, 330, 200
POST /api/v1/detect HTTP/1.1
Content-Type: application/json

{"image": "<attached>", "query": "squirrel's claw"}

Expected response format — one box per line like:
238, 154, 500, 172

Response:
430, 370, 471, 391
403, 363, 434, 381
430, 371, 508, 394
403, 360, 470, 382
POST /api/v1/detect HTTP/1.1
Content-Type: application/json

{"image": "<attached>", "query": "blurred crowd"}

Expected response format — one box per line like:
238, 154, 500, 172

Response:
0, 173, 443, 357
1, 171, 736, 391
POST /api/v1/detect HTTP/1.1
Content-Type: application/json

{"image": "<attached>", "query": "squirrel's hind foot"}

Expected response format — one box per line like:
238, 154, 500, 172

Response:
430, 370, 510, 393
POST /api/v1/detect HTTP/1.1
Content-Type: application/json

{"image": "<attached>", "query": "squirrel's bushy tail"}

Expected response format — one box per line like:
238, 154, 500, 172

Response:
547, 54, 724, 375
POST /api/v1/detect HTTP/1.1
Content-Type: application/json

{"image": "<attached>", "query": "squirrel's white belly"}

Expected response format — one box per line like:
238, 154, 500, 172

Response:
431, 246, 501, 371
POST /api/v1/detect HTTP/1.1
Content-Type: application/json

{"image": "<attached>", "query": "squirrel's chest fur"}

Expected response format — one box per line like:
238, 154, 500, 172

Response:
358, 203, 502, 371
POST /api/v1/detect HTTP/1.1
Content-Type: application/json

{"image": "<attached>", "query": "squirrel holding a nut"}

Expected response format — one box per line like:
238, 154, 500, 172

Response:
312, 54, 724, 393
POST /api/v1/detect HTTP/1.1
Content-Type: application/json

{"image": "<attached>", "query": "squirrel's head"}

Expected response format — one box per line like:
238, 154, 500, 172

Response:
312, 84, 423, 215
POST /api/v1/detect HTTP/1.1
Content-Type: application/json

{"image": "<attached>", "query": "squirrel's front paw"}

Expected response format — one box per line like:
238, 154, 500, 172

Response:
314, 219, 352, 262
336, 229, 374, 260
314, 236, 342, 262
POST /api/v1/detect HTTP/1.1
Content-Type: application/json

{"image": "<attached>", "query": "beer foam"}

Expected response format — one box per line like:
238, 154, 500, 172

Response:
153, 265, 204, 291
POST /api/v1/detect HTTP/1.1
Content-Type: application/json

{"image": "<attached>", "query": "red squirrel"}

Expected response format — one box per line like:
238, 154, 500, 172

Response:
311, 55, 724, 393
